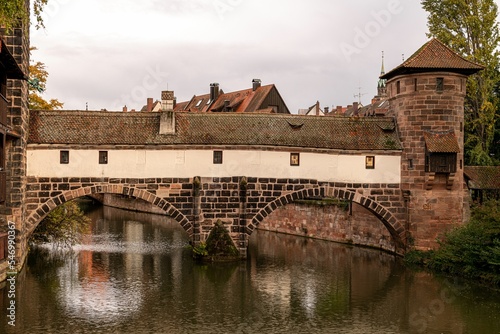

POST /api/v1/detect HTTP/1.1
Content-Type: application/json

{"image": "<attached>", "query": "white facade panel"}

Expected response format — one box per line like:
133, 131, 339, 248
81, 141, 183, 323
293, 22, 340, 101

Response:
27, 149, 401, 184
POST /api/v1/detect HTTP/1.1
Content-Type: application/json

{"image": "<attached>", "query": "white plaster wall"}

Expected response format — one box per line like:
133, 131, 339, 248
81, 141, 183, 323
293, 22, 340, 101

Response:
27, 149, 401, 183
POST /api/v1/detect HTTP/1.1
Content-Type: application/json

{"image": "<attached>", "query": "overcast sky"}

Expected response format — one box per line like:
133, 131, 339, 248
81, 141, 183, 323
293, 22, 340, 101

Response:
28, 0, 474, 113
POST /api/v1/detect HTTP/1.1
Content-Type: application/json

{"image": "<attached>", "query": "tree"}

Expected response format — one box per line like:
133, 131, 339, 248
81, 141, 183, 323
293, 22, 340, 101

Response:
29, 48, 64, 110
30, 201, 91, 247
421, 0, 500, 165
0, 0, 47, 32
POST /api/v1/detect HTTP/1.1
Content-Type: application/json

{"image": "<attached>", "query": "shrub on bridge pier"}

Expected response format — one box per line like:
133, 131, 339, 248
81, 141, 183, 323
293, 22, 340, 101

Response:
192, 220, 240, 262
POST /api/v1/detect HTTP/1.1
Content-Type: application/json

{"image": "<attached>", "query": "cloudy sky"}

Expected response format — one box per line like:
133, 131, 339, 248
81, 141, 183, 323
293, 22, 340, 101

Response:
30, 0, 443, 112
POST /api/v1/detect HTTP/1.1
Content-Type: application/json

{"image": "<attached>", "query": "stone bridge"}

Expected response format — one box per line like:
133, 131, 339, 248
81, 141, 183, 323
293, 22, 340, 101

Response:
25, 176, 407, 256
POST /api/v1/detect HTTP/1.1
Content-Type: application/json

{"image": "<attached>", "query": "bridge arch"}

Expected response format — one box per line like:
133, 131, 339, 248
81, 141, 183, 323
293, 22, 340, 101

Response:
26, 184, 192, 238
248, 186, 406, 250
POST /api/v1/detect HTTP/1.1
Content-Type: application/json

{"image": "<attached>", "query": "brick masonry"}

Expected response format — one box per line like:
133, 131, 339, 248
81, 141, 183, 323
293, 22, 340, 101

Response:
258, 202, 396, 252
0, 24, 30, 274
24, 176, 407, 256
388, 72, 469, 249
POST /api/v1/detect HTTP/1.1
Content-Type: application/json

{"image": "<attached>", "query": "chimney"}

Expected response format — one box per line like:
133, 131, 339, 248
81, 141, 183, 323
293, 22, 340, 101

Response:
159, 110, 176, 134
210, 83, 219, 102
353, 102, 359, 113
316, 101, 320, 116
223, 100, 230, 112
324, 106, 329, 114
123, 105, 128, 112
161, 90, 175, 111
336, 106, 342, 114
147, 97, 153, 112
252, 79, 261, 91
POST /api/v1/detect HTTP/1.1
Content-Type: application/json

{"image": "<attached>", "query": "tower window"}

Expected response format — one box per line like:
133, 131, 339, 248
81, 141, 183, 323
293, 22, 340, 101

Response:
414, 78, 418, 92
436, 78, 444, 92
408, 159, 414, 169
396, 81, 401, 94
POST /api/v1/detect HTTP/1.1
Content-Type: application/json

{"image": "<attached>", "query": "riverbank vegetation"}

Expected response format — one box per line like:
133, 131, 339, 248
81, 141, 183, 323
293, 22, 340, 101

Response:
30, 200, 91, 247
405, 200, 500, 286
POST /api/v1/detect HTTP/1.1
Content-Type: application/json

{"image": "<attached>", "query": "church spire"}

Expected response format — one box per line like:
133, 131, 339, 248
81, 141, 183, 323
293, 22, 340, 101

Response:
377, 51, 387, 97
380, 51, 385, 76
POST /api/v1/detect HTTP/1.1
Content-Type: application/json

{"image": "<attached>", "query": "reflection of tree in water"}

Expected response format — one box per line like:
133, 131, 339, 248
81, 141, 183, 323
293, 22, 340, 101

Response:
27, 246, 77, 286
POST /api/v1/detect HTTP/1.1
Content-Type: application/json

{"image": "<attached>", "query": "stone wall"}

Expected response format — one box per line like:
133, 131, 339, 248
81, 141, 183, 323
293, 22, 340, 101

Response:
1, 23, 30, 274
388, 72, 468, 249
258, 201, 396, 253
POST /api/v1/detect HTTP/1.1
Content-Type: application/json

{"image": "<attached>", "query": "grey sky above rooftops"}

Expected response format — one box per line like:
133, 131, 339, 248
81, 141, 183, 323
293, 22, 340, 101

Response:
29, 0, 499, 113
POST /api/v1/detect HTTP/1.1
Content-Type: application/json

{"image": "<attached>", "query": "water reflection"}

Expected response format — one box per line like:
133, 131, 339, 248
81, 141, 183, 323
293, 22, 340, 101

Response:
1, 205, 500, 334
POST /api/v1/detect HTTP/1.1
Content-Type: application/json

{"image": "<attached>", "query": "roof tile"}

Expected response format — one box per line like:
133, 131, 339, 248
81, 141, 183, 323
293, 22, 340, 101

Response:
464, 166, 500, 190
381, 38, 484, 79
424, 131, 460, 153
29, 110, 402, 151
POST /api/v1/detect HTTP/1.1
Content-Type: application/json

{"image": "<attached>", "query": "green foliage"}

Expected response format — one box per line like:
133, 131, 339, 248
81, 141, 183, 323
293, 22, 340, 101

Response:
192, 242, 209, 257
0, 0, 47, 32
30, 201, 91, 248
29, 48, 64, 110
406, 200, 500, 285
205, 220, 239, 257
421, 0, 500, 165
193, 220, 239, 260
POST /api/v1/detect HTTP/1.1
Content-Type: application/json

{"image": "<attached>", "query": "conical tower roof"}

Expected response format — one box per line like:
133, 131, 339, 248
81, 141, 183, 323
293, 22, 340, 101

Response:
380, 38, 484, 80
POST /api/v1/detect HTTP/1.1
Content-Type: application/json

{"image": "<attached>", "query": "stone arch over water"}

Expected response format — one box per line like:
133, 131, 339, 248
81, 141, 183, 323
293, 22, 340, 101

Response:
248, 186, 406, 251
25, 184, 192, 239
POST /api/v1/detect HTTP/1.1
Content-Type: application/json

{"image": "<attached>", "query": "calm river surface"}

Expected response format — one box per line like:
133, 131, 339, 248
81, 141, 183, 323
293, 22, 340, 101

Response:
2, 205, 500, 334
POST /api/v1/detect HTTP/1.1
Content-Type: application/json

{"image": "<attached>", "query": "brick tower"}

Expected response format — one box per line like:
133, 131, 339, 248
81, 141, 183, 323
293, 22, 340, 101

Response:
381, 39, 483, 250
0, 18, 30, 278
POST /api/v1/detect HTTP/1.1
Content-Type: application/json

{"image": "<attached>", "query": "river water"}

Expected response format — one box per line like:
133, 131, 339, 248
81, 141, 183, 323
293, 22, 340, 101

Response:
2, 205, 500, 334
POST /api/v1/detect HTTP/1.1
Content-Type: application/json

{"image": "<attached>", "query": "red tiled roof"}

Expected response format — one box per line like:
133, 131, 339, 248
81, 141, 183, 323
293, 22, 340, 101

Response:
381, 38, 484, 80
424, 131, 460, 153
464, 166, 500, 190
28, 110, 402, 151
174, 84, 289, 114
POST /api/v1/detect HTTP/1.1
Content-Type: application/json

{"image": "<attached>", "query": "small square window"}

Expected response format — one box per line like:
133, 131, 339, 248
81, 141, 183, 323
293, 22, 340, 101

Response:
99, 151, 108, 164
408, 159, 414, 169
213, 151, 223, 164
365, 156, 375, 169
60, 150, 69, 164
436, 77, 444, 92
290, 153, 300, 166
